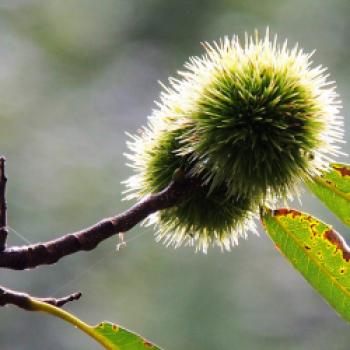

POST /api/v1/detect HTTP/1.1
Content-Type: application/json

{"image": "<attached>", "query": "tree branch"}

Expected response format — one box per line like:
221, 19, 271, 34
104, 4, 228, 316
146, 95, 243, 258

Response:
0, 157, 8, 251
0, 285, 81, 310
0, 175, 200, 270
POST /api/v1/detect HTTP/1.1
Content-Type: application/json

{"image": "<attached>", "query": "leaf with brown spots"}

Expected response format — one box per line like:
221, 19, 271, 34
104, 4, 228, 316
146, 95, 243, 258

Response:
306, 163, 350, 227
261, 207, 350, 322
28, 298, 162, 349
93, 322, 162, 350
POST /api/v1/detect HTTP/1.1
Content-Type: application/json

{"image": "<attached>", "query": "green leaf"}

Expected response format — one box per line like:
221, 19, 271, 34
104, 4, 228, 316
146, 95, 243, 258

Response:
93, 322, 162, 350
306, 163, 350, 227
30, 299, 162, 350
261, 207, 350, 322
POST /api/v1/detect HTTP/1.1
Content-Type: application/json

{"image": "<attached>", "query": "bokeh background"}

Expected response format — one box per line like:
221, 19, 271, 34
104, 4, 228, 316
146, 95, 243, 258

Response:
0, 0, 349, 349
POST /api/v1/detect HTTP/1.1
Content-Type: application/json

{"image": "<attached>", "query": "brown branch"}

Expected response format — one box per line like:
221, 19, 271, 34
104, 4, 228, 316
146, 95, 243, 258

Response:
0, 157, 8, 251
0, 285, 82, 310
35, 291, 82, 307
0, 175, 200, 270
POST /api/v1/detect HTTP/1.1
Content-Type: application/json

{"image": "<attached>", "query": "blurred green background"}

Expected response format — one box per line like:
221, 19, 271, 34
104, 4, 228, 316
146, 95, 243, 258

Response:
0, 0, 349, 349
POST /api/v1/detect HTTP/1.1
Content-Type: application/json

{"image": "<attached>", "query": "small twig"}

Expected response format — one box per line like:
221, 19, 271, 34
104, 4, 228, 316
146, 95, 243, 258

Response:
0, 157, 8, 251
0, 175, 200, 270
36, 292, 82, 307
0, 285, 82, 310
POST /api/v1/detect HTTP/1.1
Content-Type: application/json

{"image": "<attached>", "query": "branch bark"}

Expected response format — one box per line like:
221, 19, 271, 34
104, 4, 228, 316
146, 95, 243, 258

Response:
0, 175, 200, 270
0, 157, 8, 251
0, 285, 81, 309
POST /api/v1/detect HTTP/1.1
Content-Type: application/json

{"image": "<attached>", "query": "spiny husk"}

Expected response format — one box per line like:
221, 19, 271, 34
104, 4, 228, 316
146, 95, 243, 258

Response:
124, 29, 345, 252
161, 30, 344, 200
124, 126, 257, 253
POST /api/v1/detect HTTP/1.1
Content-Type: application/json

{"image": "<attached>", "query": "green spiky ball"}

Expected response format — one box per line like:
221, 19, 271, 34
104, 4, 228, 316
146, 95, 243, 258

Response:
183, 61, 322, 199
125, 127, 256, 252
125, 30, 344, 252
176, 33, 343, 200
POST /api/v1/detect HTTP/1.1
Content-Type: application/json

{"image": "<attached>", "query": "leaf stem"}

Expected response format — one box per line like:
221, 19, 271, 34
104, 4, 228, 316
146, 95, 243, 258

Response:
29, 299, 117, 350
